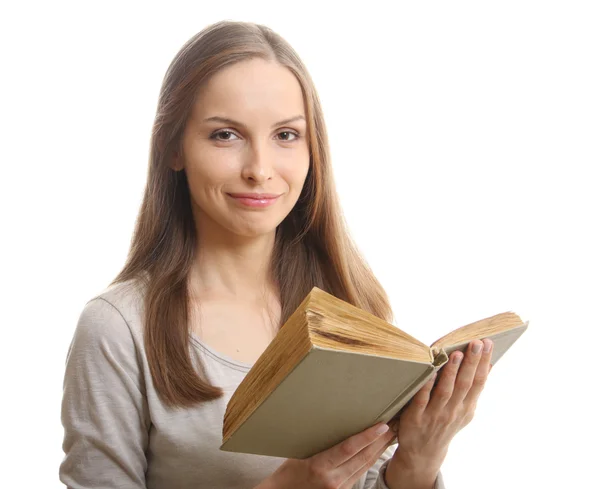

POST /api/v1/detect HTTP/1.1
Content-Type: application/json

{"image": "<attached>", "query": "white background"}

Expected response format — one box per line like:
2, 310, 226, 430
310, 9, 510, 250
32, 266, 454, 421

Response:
1, 1, 598, 487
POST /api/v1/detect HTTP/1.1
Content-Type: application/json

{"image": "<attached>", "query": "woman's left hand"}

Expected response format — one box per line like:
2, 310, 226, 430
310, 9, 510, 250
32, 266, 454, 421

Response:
385, 338, 494, 489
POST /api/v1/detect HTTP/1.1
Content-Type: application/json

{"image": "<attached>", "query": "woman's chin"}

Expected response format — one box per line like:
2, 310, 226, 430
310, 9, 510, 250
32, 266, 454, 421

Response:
230, 223, 278, 239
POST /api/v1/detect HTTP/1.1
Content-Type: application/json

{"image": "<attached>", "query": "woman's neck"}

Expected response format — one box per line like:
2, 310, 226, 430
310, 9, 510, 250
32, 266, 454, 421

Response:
188, 229, 277, 302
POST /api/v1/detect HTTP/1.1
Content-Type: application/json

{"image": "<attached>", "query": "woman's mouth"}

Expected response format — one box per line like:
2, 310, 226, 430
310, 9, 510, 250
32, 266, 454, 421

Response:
227, 193, 281, 208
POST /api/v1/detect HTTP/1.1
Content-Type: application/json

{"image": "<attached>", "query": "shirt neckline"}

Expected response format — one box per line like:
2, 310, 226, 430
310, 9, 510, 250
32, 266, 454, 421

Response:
189, 332, 253, 372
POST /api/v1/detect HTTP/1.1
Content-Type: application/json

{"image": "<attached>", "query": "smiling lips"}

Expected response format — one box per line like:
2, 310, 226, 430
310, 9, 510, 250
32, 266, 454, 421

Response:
227, 192, 282, 208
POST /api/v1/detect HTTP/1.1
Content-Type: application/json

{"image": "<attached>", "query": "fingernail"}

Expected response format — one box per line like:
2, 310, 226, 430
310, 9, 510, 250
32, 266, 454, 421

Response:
375, 424, 390, 435
483, 339, 492, 353
472, 341, 482, 354
453, 352, 463, 364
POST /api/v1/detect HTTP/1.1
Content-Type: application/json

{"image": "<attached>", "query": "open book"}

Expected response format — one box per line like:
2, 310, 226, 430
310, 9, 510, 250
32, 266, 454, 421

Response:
220, 287, 528, 459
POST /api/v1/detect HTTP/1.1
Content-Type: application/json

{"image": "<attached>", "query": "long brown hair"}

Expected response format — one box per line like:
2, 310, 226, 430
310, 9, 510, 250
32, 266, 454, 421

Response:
111, 20, 394, 408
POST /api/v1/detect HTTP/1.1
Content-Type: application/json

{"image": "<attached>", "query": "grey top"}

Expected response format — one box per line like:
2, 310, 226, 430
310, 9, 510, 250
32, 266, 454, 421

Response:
59, 279, 445, 489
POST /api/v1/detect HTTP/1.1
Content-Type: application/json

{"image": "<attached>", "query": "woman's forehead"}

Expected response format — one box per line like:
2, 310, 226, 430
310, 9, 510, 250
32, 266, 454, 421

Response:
192, 60, 306, 123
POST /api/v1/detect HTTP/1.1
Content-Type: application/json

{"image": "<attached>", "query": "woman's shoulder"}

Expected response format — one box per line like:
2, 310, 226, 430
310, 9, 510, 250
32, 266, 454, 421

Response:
72, 277, 147, 352
92, 277, 146, 318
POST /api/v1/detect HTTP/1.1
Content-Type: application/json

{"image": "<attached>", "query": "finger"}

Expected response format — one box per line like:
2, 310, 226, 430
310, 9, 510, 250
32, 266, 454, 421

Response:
426, 350, 463, 415
341, 437, 396, 489
404, 372, 437, 417
462, 339, 493, 408
447, 339, 486, 408
315, 422, 391, 470
337, 430, 396, 489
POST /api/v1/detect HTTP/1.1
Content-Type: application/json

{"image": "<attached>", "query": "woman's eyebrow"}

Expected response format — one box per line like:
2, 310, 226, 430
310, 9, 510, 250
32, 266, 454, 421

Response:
202, 115, 306, 129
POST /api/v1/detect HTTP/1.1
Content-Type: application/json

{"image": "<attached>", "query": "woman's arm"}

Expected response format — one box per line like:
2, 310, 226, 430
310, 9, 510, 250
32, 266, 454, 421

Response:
359, 443, 446, 489
60, 297, 150, 488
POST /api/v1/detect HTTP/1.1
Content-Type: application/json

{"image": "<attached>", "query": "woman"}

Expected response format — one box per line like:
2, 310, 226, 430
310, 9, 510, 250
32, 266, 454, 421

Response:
60, 20, 493, 489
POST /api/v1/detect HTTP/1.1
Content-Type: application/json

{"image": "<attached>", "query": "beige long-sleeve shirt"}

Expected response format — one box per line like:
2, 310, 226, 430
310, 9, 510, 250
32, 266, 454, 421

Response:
59, 279, 445, 489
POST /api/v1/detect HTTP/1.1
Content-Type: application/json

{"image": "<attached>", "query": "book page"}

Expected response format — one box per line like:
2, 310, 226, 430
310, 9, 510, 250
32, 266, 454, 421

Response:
430, 311, 525, 351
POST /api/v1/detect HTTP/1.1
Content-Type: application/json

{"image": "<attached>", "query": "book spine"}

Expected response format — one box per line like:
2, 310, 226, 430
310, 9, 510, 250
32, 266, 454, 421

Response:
371, 365, 437, 425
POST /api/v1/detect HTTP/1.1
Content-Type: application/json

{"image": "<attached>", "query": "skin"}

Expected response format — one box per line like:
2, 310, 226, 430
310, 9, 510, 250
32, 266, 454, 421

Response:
172, 58, 310, 363
173, 57, 495, 489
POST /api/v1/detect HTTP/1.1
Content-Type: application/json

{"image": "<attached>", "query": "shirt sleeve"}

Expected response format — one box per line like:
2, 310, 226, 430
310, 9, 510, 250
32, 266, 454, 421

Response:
59, 297, 150, 489
359, 443, 446, 489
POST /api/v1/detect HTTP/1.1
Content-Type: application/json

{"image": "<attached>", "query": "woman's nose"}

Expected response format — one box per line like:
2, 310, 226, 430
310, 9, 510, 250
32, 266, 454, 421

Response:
242, 143, 274, 183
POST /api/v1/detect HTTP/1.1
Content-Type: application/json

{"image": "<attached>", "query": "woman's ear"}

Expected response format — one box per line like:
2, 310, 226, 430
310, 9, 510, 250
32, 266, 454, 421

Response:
170, 150, 184, 171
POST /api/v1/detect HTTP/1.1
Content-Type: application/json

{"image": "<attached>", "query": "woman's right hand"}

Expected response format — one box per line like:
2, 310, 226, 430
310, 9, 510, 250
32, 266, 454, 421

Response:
256, 422, 396, 489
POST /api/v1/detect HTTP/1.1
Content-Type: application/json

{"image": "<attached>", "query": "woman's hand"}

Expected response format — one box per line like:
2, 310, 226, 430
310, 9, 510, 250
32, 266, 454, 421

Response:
385, 338, 494, 489
256, 422, 396, 489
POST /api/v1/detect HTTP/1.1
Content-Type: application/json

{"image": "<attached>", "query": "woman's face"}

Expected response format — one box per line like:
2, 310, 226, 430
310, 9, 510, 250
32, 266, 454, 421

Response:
175, 58, 310, 239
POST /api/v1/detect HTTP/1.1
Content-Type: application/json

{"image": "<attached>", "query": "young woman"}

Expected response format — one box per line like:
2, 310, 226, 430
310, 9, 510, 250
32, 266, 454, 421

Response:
60, 20, 494, 489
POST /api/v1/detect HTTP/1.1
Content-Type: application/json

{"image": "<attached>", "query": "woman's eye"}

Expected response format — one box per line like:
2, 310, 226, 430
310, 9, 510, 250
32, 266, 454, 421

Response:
277, 131, 300, 142
210, 130, 300, 142
211, 130, 239, 141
